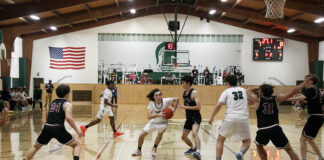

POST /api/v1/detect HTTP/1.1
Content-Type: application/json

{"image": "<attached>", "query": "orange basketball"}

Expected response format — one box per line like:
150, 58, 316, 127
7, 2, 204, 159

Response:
162, 107, 173, 119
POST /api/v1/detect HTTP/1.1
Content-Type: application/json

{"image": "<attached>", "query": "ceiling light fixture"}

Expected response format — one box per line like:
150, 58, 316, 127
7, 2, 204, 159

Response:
130, 9, 136, 14
221, 0, 227, 2
314, 17, 324, 23
209, 9, 216, 15
287, 28, 295, 33
50, 26, 57, 31
29, 15, 40, 20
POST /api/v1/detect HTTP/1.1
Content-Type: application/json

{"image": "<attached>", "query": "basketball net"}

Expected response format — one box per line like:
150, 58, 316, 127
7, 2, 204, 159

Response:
264, 0, 286, 19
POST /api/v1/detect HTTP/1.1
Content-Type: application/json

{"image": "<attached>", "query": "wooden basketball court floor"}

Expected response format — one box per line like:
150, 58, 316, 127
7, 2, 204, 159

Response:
0, 103, 323, 160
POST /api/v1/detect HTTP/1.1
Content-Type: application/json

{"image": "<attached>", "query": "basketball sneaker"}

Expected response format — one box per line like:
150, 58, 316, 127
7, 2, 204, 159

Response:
152, 147, 157, 157
113, 131, 124, 138
184, 147, 196, 155
80, 125, 87, 137
131, 149, 141, 156
193, 151, 201, 160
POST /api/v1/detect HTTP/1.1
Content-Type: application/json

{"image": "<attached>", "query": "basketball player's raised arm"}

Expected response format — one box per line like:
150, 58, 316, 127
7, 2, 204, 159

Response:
246, 88, 259, 104
64, 102, 82, 137
279, 81, 307, 103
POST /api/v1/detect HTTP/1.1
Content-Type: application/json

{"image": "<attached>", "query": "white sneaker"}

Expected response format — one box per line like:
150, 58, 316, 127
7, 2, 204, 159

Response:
152, 148, 157, 157
131, 149, 141, 156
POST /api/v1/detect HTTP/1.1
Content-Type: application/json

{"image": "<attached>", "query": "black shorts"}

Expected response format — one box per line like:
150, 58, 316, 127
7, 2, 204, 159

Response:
37, 124, 74, 145
184, 117, 201, 131
302, 115, 324, 139
254, 125, 289, 149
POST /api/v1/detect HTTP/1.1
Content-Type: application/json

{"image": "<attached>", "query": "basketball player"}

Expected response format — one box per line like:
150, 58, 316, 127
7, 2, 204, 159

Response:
132, 88, 179, 157
208, 75, 250, 160
289, 74, 324, 160
0, 100, 9, 127
80, 81, 124, 138
24, 85, 82, 160
178, 75, 202, 160
246, 81, 308, 160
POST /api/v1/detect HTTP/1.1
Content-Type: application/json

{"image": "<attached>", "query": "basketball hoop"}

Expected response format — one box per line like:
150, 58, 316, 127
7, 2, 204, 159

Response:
264, 0, 286, 19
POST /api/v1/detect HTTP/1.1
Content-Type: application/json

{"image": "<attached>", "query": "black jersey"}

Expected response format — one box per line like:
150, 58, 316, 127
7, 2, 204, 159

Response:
256, 96, 279, 128
183, 88, 201, 119
302, 87, 323, 115
46, 98, 68, 126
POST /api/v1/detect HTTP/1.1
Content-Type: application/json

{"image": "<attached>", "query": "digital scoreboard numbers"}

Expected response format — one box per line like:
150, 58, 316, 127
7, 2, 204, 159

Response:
165, 42, 175, 50
253, 38, 284, 61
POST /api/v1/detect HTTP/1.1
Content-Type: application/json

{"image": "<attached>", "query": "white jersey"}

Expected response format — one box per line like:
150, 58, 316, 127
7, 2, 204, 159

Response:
218, 87, 249, 120
100, 88, 113, 106
147, 98, 173, 124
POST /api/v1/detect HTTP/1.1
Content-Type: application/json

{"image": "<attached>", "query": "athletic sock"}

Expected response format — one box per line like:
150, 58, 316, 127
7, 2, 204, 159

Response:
153, 144, 158, 148
73, 156, 79, 160
138, 146, 142, 151
301, 158, 306, 160
113, 129, 117, 133
85, 125, 89, 128
196, 149, 200, 153
216, 157, 221, 160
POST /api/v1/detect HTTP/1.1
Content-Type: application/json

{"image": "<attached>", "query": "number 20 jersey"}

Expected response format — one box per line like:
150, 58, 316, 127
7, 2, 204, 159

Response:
256, 96, 279, 128
218, 87, 249, 121
47, 98, 68, 126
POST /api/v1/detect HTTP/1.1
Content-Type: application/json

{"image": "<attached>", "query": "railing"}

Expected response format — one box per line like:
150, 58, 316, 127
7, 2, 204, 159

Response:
268, 77, 286, 86
55, 75, 72, 83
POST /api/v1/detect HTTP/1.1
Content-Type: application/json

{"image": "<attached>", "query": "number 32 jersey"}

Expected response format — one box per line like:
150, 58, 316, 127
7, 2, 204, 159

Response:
218, 87, 249, 121
256, 96, 279, 128
46, 98, 68, 126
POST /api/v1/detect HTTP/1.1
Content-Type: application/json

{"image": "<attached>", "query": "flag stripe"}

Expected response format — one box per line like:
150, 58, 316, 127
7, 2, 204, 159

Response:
63, 56, 85, 59
50, 60, 85, 63
63, 54, 85, 56
49, 46, 86, 70
50, 63, 85, 66
50, 66, 85, 70
63, 50, 85, 53
63, 47, 86, 49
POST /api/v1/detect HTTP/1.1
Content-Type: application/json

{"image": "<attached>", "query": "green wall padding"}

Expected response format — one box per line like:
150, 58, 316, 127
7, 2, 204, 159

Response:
12, 78, 20, 88
19, 58, 28, 87
2, 77, 11, 90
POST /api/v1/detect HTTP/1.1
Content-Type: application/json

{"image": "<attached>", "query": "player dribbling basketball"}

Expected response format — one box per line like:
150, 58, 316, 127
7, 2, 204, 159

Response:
132, 88, 179, 157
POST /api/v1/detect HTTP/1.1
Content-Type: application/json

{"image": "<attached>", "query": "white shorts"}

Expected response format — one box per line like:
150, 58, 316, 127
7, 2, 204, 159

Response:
218, 118, 251, 140
96, 105, 114, 119
143, 121, 168, 134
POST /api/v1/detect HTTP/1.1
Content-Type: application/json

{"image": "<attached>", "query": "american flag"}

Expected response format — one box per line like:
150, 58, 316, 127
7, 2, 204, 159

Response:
49, 47, 85, 70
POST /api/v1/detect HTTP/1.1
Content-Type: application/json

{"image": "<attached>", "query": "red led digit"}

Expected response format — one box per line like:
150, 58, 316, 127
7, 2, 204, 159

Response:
255, 53, 259, 57
279, 41, 284, 47
168, 43, 173, 50
279, 53, 282, 57
269, 52, 273, 57
258, 41, 262, 47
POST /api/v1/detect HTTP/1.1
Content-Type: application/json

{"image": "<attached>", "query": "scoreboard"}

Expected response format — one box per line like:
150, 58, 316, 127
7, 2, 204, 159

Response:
253, 38, 284, 61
